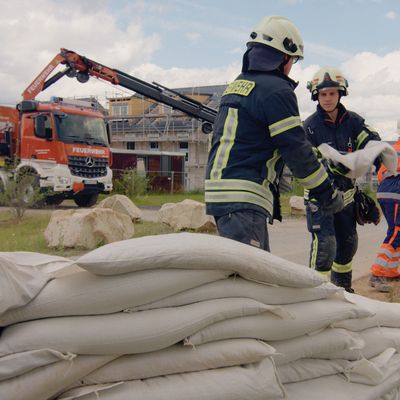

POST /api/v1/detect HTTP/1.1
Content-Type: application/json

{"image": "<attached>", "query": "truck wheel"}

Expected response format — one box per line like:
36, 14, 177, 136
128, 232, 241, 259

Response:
74, 193, 98, 207
45, 195, 64, 206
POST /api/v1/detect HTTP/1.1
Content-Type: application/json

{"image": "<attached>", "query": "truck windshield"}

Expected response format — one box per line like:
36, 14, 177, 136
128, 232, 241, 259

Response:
55, 114, 108, 146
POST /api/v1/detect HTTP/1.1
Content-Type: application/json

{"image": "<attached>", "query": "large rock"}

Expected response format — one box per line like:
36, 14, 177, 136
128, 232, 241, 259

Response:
289, 196, 306, 216
96, 194, 143, 221
158, 199, 216, 232
44, 208, 134, 250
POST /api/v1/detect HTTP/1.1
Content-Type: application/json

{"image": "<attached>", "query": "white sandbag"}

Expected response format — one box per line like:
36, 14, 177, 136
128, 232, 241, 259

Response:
0, 268, 229, 326
332, 292, 400, 331
76, 233, 326, 288
0, 354, 115, 400
0, 255, 51, 314
0, 251, 76, 275
277, 358, 350, 383
315, 327, 400, 361
185, 296, 373, 345
279, 352, 400, 387
129, 278, 339, 312
284, 368, 400, 400
0, 348, 75, 381
0, 298, 271, 356
57, 357, 286, 400
379, 385, 400, 399
318, 141, 397, 179
271, 328, 364, 366
71, 339, 275, 385
344, 350, 400, 386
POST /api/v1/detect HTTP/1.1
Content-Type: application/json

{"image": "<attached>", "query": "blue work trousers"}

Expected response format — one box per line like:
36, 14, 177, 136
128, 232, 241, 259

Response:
215, 210, 270, 251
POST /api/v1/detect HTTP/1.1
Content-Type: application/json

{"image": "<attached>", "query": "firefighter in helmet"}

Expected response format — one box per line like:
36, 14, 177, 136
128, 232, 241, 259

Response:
304, 67, 381, 292
205, 17, 343, 251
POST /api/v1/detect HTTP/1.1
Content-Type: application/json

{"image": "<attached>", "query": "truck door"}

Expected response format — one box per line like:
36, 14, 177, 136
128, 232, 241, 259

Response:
20, 113, 57, 161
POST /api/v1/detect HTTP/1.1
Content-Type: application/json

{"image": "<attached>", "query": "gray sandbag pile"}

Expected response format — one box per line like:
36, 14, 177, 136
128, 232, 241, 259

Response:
0, 233, 400, 399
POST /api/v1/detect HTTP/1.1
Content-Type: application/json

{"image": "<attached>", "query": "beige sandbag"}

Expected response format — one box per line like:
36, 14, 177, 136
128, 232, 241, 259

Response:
0, 251, 76, 275
71, 339, 275, 385
0, 348, 75, 381
277, 358, 349, 383
0, 298, 271, 356
332, 292, 400, 331
185, 296, 373, 345
76, 233, 326, 288
379, 385, 400, 399
0, 268, 229, 326
271, 328, 364, 366
314, 327, 400, 361
0, 355, 115, 400
279, 352, 400, 386
57, 357, 286, 400
284, 369, 400, 400
0, 255, 51, 315
129, 278, 339, 312
344, 350, 400, 386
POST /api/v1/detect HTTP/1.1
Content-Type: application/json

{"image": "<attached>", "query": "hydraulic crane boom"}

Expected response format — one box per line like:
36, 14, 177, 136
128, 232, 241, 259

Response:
22, 48, 217, 133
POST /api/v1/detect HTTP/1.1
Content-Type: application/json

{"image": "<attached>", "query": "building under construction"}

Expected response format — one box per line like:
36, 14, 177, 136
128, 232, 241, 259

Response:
107, 85, 225, 191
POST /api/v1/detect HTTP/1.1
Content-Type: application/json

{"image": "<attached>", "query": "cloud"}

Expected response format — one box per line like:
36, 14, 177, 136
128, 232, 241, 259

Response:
1, 0, 400, 141
185, 32, 202, 44
305, 42, 353, 63
385, 11, 397, 20
128, 62, 241, 88
0, 0, 161, 104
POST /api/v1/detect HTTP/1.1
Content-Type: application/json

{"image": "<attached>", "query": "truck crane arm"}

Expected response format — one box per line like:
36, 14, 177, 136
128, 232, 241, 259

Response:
22, 48, 217, 133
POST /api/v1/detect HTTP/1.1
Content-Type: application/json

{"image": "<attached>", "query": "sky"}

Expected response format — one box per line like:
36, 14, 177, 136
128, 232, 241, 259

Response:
2, 0, 400, 139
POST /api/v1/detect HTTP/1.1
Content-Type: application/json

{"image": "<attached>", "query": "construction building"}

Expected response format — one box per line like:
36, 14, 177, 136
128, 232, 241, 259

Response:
107, 85, 226, 191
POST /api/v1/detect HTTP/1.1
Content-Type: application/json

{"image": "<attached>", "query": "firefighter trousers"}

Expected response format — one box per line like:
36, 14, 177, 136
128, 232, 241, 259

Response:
306, 201, 358, 286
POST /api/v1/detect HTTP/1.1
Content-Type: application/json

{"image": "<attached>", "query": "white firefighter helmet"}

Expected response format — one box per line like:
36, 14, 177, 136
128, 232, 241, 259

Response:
248, 16, 304, 60
307, 67, 349, 100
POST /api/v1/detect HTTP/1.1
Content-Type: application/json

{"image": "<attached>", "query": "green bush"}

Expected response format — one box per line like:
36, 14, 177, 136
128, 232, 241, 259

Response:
113, 169, 149, 198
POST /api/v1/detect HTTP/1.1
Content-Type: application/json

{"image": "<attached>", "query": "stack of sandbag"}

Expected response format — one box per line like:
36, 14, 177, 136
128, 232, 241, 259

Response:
0, 233, 399, 399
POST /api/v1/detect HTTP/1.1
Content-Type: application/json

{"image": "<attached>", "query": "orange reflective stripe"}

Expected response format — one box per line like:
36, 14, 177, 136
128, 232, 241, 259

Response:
371, 242, 400, 277
371, 264, 400, 278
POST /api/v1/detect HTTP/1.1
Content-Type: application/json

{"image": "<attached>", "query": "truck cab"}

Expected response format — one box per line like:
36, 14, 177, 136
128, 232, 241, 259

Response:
13, 98, 113, 207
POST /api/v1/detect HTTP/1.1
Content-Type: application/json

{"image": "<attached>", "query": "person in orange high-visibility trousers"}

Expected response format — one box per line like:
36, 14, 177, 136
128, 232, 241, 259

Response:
370, 138, 400, 292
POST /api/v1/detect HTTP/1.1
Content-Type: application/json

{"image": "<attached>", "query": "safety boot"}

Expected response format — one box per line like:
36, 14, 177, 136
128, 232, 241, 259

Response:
330, 270, 355, 293
369, 275, 392, 293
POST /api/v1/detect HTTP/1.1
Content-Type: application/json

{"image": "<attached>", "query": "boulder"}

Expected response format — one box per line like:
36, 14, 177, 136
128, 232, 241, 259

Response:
96, 195, 143, 221
158, 199, 216, 232
289, 196, 306, 216
44, 208, 134, 250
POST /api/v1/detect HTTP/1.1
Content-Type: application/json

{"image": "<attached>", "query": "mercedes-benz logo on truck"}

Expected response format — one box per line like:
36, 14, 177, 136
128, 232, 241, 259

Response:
85, 156, 95, 167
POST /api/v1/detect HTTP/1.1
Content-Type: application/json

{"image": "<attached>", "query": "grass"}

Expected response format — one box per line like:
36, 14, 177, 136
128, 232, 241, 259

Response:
0, 209, 177, 256
0, 189, 292, 258
0, 211, 83, 257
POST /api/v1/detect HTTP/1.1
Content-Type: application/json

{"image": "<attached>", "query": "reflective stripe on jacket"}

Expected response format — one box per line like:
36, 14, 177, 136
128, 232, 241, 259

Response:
205, 71, 335, 219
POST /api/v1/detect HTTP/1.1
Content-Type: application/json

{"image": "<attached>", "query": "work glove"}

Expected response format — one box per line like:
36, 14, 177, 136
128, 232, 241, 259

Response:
327, 161, 350, 176
319, 190, 344, 215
